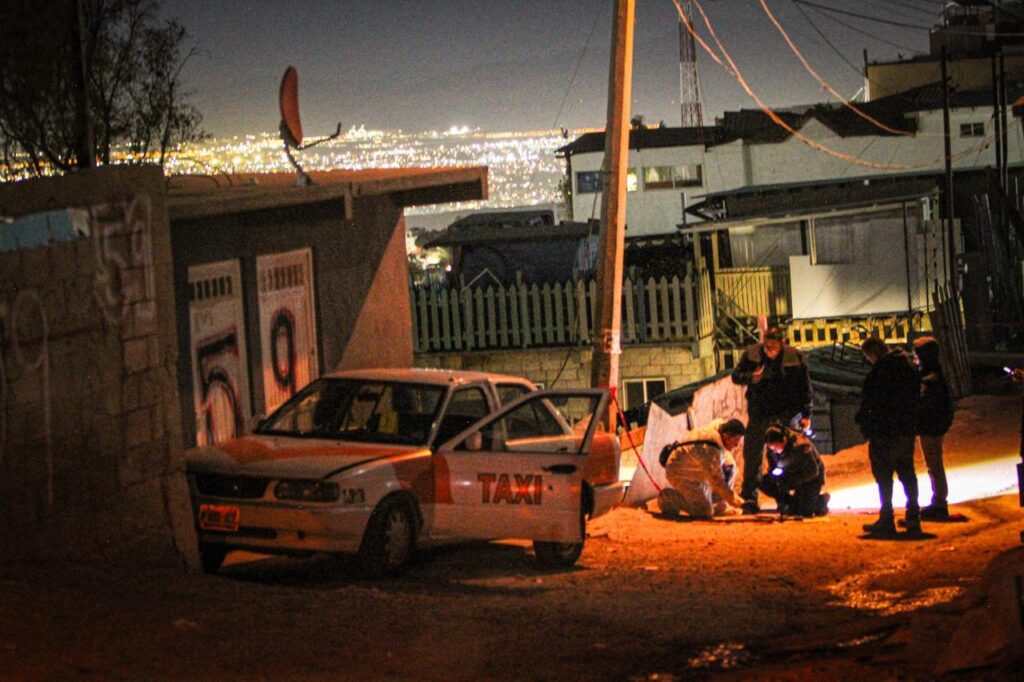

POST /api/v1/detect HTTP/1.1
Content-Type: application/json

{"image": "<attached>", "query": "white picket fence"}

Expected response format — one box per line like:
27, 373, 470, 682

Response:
411, 274, 700, 352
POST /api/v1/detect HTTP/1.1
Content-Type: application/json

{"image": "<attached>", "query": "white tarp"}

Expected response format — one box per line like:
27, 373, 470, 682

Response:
624, 374, 748, 507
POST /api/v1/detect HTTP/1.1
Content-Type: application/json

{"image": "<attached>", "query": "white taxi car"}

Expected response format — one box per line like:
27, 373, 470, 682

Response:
186, 369, 624, 576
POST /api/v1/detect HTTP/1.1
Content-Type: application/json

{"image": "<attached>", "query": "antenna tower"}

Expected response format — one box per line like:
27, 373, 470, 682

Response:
678, 0, 703, 127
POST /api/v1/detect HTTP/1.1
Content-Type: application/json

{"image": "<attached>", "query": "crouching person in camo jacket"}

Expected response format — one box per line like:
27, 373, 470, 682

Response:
658, 418, 746, 519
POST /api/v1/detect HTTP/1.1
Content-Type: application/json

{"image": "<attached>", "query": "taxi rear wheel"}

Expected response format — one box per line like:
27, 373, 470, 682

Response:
533, 511, 585, 569
358, 496, 418, 577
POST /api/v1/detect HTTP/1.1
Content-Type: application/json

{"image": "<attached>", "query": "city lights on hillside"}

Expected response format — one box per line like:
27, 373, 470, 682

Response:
164, 128, 568, 215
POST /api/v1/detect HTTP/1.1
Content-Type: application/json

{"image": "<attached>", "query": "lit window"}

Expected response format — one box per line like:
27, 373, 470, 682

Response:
642, 164, 702, 190
627, 168, 639, 192
643, 166, 674, 190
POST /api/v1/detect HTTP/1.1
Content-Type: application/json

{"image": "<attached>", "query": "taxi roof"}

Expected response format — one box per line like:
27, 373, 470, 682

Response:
321, 367, 535, 387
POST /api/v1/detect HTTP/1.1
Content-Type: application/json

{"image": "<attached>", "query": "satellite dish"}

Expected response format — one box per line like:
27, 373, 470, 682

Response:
277, 66, 342, 186
279, 66, 303, 147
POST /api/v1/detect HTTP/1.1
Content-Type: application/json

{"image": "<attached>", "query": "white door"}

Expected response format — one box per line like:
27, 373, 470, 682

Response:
188, 260, 250, 446
257, 249, 319, 415
431, 390, 608, 543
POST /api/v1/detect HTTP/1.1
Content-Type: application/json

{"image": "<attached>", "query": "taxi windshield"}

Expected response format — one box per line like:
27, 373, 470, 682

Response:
257, 379, 445, 446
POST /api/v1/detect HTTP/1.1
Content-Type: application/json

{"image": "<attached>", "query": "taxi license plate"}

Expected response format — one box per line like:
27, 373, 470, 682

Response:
199, 504, 240, 532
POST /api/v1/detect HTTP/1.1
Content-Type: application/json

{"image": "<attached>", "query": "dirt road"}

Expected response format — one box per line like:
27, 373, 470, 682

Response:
1, 395, 1022, 681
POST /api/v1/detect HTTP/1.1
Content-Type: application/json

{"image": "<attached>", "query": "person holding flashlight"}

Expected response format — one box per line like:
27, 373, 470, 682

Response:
759, 423, 828, 517
731, 326, 812, 514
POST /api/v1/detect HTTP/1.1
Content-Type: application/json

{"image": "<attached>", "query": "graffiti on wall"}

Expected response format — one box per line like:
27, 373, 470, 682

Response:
91, 194, 155, 325
1, 193, 156, 511
1, 291, 52, 506
257, 249, 318, 414
188, 260, 251, 447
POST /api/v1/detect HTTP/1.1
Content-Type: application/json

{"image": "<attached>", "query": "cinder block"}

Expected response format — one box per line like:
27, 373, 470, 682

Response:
122, 477, 167, 531
18, 248, 50, 288
124, 301, 158, 339
8, 371, 43, 406
123, 407, 151, 448
123, 337, 149, 374
120, 266, 147, 305
147, 336, 163, 368
74, 238, 96, 277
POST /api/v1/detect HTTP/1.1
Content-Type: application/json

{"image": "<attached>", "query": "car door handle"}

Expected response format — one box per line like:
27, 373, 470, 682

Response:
542, 464, 577, 475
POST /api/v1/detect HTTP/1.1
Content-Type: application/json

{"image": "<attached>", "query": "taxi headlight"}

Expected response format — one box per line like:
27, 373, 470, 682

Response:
274, 479, 341, 502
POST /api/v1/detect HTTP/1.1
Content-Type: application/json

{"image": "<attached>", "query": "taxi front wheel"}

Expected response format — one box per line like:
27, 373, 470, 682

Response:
198, 543, 227, 574
533, 512, 585, 569
358, 496, 418, 577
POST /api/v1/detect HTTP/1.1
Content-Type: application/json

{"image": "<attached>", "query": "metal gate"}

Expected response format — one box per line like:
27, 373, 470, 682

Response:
257, 248, 319, 414
188, 260, 251, 446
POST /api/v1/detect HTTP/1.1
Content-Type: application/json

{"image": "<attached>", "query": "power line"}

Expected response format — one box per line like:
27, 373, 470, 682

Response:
793, 0, 1024, 36
679, 0, 912, 170
795, 1, 922, 53
791, 0, 931, 31
762, 0, 921, 136
791, 1, 863, 78
674, 0, 1002, 171
550, 4, 606, 129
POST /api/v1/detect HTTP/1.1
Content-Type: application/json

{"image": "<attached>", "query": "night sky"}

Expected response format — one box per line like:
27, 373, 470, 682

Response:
159, 0, 932, 138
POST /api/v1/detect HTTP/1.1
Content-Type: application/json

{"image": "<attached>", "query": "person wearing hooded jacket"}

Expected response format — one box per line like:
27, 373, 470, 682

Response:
856, 337, 921, 537
759, 423, 829, 517
913, 336, 955, 520
658, 418, 746, 520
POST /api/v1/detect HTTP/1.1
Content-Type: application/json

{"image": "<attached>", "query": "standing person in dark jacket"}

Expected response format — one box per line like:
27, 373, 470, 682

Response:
759, 423, 829, 517
856, 337, 921, 537
731, 326, 812, 514
913, 336, 955, 520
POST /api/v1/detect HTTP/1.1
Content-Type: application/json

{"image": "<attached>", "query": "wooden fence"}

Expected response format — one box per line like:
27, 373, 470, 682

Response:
714, 266, 792, 319
411, 274, 700, 353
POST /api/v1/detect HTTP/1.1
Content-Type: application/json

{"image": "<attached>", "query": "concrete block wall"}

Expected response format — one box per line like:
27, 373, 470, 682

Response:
416, 343, 713, 398
0, 167, 194, 566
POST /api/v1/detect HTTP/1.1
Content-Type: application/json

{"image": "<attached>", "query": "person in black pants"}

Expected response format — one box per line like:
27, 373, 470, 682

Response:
759, 423, 828, 517
913, 337, 955, 520
731, 326, 812, 514
856, 337, 921, 537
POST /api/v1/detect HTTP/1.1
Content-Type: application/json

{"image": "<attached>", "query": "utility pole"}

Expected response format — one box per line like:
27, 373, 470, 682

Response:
590, 0, 635, 429
941, 46, 956, 289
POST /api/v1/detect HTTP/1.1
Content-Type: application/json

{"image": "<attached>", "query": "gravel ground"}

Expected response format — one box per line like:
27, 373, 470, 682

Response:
1, 395, 1022, 681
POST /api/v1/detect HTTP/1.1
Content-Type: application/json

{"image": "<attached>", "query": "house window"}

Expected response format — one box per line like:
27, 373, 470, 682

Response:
959, 122, 984, 137
673, 163, 702, 187
642, 164, 702, 190
643, 166, 674, 189
576, 171, 603, 194
578, 169, 638, 192
623, 378, 667, 410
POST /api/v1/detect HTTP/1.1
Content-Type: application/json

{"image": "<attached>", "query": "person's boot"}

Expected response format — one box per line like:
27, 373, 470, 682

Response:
920, 503, 950, 521
814, 493, 830, 517
862, 514, 896, 537
903, 508, 922, 536
741, 499, 760, 515
657, 488, 684, 517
